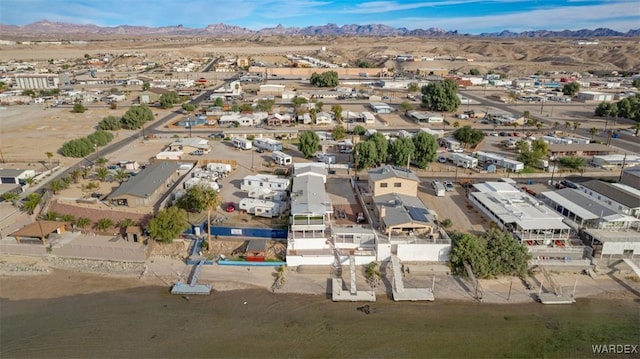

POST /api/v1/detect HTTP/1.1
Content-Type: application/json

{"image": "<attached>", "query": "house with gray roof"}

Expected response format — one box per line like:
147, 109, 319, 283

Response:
368, 165, 420, 197
373, 193, 436, 237
567, 176, 640, 219
107, 161, 180, 208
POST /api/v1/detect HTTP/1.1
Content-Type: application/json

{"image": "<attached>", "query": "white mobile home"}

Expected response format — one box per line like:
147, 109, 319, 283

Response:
232, 137, 252, 150
183, 178, 220, 192
253, 138, 283, 152
241, 174, 291, 192
206, 163, 233, 176
272, 151, 293, 165
441, 137, 462, 151
450, 153, 478, 168
474, 151, 524, 172
238, 198, 284, 218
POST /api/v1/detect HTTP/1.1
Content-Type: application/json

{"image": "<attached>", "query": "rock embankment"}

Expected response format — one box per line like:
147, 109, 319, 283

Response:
0, 255, 146, 276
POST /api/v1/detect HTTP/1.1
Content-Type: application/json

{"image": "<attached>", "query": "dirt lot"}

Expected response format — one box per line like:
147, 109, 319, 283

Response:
417, 184, 488, 234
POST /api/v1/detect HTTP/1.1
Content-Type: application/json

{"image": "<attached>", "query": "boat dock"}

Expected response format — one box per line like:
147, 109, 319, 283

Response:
171, 260, 212, 295
536, 266, 575, 304
390, 256, 435, 301
331, 255, 376, 302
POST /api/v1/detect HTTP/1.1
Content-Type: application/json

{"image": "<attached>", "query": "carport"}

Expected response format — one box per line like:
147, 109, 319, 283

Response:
11, 221, 68, 244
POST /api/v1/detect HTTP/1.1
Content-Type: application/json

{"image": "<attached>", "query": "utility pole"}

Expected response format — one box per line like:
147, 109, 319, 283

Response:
619, 153, 627, 182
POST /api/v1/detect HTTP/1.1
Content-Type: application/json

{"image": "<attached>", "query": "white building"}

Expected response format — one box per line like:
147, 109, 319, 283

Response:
568, 177, 640, 219
473, 151, 524, 172
240, 174, 290, 192
450, 153, 478, 168
591, 155, 640, 169
13, 74, 60, 89
469, 182, 571, 245
369, 102, 393, 114
576, 91, 614, 102
238, 198, 284, 218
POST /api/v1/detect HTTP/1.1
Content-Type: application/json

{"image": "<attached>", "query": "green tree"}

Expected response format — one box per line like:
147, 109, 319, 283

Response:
181, 103, 197, 113
572, 121, 581, 133
453, 121, 460, 129
399, 101, 414, 114
148, 206, 190, 243
440, 218, 453, 228
142, 81, 150, 91
632, 78, 640, 89
98, 115, 121, 130
314, 101, 324, 112
159, 91, 179, 108
564, 121, 572, 132
298, 131, 320, 158
22, 193, 42, 215
309, 71, 339, 87
72, 103, 86, 113
483, 228, 530, 277
420, 79, 461, 112
95, 218, 114, 232
634, 122, 640, 136
412, 132, 438, 169
408, 82, 419, 93
256, 99, 275, 112
595, 102, 618, 117
333, 125, 346, 140
42, 211, 59, 221
87, 131, 114, 147
118, 218, 137, 234
22, 89, 36, 97
469, 68, 481, 76
535, 121, 544, 133
368, 132, 389, 165
589, 127, 598, 139
389, 137, 415, 167
516, 139, 548, 167
453, 126, 485, 149
448, 232, 490, 278
121, 105, 153, 129
559, 156, 586, 170
214, 97, 224, 107
331, 104, 343, 124
355, 141, 378, 170
59, 138, 93, 157
353, 125, 366, 136
562, 82, 580, 96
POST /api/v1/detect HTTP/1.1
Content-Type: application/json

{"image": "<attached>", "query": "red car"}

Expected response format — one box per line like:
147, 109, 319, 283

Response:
225, 202, 235, 212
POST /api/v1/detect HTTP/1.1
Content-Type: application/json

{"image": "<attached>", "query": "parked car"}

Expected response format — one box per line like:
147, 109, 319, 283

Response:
431, 180, 441, 189
444, 181, 454, 192
255, 147, 264, 153
190, 150, 204, 156
225, 202, 235, 212
453, 148, 464, 153
499, 132, 508, 137
489, 132, 499, 136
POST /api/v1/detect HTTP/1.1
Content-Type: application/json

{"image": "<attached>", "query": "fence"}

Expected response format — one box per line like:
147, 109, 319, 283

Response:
208, 226, 287, 239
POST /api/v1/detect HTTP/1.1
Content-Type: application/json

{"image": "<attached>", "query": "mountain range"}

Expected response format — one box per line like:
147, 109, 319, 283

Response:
1, 20, 639, 38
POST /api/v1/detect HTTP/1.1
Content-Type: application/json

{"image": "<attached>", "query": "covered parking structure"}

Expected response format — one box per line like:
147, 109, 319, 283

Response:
11, 221, 68, 244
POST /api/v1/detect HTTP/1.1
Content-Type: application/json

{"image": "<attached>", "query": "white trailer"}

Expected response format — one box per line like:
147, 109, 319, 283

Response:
183, 178, 220, 192
232, 137, 252, 150
450, 153, 478, 168
474, 151, 524, 172
238, 198, 283, 218
206, 163, 233, 175
272, 151, 292, 165
253, 138, 283, 152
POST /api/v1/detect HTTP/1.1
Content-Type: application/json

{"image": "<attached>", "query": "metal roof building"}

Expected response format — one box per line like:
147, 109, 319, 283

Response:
469, 182, 570, 245
373, 193, 436, 237
108, 161, 180, 208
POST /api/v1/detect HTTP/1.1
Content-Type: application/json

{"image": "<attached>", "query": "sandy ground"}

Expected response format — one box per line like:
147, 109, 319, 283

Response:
1, 253, 638, 305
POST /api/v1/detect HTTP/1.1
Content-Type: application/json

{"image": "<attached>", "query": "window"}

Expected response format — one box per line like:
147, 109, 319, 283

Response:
394, 182, 402, 188
380, 183, 388, 188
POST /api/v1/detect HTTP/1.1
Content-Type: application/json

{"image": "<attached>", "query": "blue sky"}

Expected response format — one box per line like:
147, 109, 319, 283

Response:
1, 0, 638, 34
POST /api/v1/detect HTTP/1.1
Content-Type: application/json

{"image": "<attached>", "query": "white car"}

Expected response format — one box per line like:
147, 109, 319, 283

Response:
489, 132, 499, 137
453, 148, 464, 153
444, 181, 454, 192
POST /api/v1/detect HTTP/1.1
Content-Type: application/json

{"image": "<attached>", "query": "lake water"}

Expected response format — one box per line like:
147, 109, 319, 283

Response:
1, 287, 638, 358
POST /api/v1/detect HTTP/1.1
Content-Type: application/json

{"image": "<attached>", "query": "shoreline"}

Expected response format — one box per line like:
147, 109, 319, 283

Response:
1, 253, 638, 304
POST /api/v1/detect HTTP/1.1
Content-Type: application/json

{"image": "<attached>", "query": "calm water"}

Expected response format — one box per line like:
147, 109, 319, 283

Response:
1, 287, 638, 358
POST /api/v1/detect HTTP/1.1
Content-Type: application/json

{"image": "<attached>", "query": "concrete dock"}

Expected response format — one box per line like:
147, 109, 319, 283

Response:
331, 255, 376, 302
391, 256, 435, 301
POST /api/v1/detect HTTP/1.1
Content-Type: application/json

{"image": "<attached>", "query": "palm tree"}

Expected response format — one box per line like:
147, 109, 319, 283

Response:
75, 217, 91, 232
315, 101, 324, 112
331, 104, 343, 124
48, 178, 65, 194
45, 151, 54, 169
22, 193, 42, 215
70, 168, 82, 184
42, 211, 59, 221
553, 121, 560, 132
24, 177, 35, 187
1, 192, 20, 207
115, 169, 129, 183
199, 185, 222, 249
60, 214, 75, 222
589, 127, 598, 139
95, 157, 108, 167
81, 167, 89, 179
572, 121, 581, 134
118, 218, 136, 233
95, 167, 109, 182
564, 121, 572, 133
95, 218, 114, 233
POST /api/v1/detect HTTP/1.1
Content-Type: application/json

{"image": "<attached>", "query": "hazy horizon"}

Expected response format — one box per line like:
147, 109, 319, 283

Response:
1, 0, 639, 34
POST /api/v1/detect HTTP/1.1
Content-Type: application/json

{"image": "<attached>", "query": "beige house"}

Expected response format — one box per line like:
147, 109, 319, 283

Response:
368, 165, 420, 197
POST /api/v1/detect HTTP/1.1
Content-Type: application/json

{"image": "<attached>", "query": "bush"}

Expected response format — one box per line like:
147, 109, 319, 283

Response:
310, 71, 339, 87
72, 103, 86, 113
98, 116, 121, 131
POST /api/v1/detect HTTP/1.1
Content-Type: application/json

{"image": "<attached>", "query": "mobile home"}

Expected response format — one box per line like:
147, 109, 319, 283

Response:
253, 138, 283, 152
474, 151, 524, 172
206, 163, 233, 176
272, 151, 293, 165
232, 137, 252, 150
450, 153, 478, 168
238, 198, 284, 218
